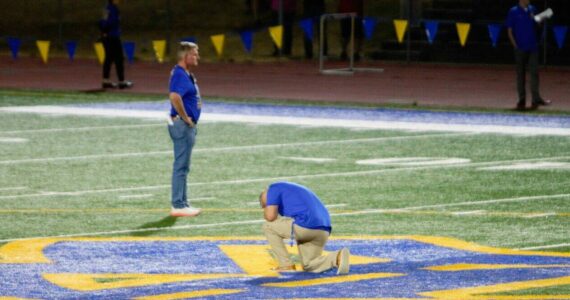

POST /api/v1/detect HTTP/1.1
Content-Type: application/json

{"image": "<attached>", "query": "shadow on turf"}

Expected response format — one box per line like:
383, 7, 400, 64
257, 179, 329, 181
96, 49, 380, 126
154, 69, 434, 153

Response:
131, 216, 178, 236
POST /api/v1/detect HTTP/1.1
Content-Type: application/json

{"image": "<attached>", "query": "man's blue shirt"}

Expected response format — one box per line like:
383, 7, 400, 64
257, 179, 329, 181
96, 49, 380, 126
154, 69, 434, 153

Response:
267, 182, 332, 233
169, 65, 201, 124
100, 3, 121, 38
506, 4, 539, 52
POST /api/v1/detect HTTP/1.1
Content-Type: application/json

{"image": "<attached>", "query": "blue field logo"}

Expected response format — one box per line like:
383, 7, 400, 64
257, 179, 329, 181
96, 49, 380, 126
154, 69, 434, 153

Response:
1, 236, 569, 299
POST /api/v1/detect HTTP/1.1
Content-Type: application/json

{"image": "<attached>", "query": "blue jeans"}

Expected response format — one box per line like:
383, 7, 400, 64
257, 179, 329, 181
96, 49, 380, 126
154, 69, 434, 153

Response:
168, 119, 196, 209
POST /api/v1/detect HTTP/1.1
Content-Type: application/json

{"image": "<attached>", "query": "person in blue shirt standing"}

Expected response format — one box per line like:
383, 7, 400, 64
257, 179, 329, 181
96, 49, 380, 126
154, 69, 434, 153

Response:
259, 181, 349, 274
506, 0, 551, 111
167, 42, 202, 217
99, 0, 133, 89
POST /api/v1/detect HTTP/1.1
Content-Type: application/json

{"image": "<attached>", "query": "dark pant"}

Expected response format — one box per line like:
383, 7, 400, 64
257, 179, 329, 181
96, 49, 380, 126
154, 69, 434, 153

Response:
102, 37, 125, 82
303, 18, 328, 59
272, 12, 295, 56
515, 50, 541, 104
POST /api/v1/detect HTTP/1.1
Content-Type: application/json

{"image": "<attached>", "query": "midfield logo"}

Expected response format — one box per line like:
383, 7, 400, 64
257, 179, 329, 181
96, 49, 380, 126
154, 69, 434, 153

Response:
1, 236, 569, 299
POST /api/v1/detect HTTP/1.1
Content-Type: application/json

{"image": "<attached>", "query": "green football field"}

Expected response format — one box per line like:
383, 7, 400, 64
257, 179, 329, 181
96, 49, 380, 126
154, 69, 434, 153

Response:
1, 91, 569, 297
1, 91, 568, 249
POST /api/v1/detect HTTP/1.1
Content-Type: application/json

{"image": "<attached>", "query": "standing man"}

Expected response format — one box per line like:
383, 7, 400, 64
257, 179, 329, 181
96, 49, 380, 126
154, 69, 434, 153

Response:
338, 0, 364, 61
302, 0, 327, 59
168, 42, 202, 217
259, 181, 349, 274
99, 0, 133, 89
507, 0, 551, 110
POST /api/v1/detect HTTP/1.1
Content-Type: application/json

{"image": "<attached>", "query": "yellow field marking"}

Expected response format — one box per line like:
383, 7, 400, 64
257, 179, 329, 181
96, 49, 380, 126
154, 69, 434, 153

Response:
42, 273, 246, 291
424, 263, 570, 271
133, 289, 245, 300
0, 297, 39, 300
420, 275, 570, 299
1, 235, 569, 265
262, 272, 405, 288
219, 245, 389, 277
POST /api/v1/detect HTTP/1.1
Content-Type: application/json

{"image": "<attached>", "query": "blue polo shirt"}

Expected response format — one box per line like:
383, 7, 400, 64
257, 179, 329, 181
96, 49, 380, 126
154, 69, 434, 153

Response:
169, 65, 201, 124
267, 182, 332, 233
506, 4, 538, 52
100, 3, 121, 38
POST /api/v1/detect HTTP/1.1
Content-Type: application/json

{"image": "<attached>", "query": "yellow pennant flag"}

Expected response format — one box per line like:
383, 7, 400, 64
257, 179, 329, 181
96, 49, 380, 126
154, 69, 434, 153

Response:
153, 40, 167, 63
36, 40, 50, 64
456, 22, 471, 47
268, 25, 283, 49
94, 42, 105, 65
393, 20, 408, 44
210, 34, 225, 57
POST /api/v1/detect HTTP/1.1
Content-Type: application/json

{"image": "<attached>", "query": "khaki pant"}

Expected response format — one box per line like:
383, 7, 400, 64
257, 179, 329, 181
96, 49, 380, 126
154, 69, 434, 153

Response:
262, 217, 339, 273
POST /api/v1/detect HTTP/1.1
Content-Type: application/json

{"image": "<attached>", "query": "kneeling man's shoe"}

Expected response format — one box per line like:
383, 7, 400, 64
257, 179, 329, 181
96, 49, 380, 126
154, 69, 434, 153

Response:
337, 247, 350, 275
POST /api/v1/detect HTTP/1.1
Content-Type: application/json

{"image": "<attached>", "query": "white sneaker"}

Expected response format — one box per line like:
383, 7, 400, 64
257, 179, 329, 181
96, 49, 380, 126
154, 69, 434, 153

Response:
170, 206, 201, 217
337, 247, 350, 275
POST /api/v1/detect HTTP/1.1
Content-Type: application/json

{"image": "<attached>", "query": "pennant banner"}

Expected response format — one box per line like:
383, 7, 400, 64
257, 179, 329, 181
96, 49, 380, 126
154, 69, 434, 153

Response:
36, 40, 50, 64
7, 37, 21, 59
269, 25, 283, 49
424, 21, 439, 44
94, 42, 105, 64
456, 22, 471, 47
210, 34, 225, 57
65, 41, 77, 61
152, 40, 166, 63
240, 31, 253, 53
123, 41, 135, 63
299, 18, 313, 41
553, 25, 568, 49
363, 17, 377, 41
487, 24, 502, 48
393, 19, 408, 44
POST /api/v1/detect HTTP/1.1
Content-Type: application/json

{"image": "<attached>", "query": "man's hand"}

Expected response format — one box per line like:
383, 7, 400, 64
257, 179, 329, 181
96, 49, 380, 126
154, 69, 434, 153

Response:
264, 205, 278, 222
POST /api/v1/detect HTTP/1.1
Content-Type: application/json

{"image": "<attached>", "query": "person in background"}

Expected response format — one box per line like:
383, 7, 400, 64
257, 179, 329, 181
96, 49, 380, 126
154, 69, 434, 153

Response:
506, 0, 551, 110
99, 0, 133, 89
259, 181, 350, 274
167, 42, 202, 217
338, 0, 364, 61
271, 0, 297, 56
302, 0, 327, 59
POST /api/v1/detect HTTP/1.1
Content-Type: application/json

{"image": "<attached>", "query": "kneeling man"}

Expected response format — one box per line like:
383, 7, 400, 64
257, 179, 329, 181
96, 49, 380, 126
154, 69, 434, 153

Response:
259, 181, 349, 274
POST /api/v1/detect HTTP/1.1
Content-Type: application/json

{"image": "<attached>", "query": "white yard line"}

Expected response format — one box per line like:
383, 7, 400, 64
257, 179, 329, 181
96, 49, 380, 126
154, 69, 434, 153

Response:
522, 212, 557, 219
118, 194, 154, 200
332, 193, 570, 218
325, 204, 347, 208
1, 156, 570, 200
0, 186, 27, 192
2, 105, 570, 136
0, 137, 28, 143
517, 243, 570, 251
450, 210, 486, 216
0, 123, 164, 134
0, 132, 467, 165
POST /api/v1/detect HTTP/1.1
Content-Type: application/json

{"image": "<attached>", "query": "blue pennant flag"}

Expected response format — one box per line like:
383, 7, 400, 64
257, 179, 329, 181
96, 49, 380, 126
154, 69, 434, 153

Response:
181, 36, 197, 43
363, 17, 377, 40
240, 31, 253, 53
424, 21, 439, 44
487, 24, 502, 48
7, 37, 21, 59
123, 41, 136, 63
65, 41, 77, 60
553, 26, 568, 49
299, 18, 313, 41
